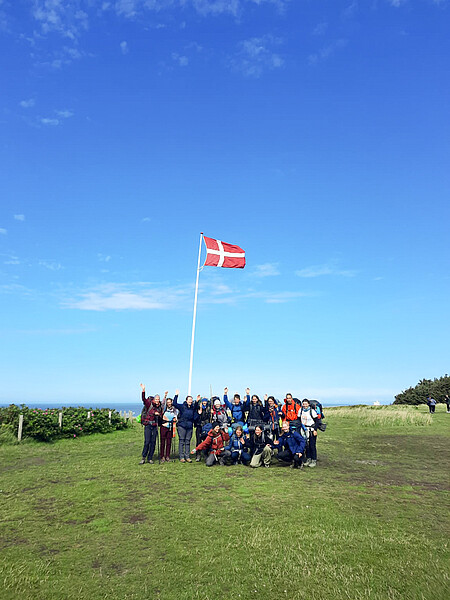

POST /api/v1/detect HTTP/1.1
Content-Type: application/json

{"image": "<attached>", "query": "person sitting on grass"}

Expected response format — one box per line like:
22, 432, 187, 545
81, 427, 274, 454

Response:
191, 422, 230, 467
223, 387, 249, 426
160, 396, 177, 463
223, 426, 250, 465
173, 391, 198, 463
248, 425, 273, 468
139, 383, 162, 465
298, 398, 319, 468
273, 421, 306, 469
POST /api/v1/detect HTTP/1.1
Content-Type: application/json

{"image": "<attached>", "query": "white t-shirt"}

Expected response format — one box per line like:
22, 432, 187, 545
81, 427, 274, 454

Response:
299, 408, 318, 428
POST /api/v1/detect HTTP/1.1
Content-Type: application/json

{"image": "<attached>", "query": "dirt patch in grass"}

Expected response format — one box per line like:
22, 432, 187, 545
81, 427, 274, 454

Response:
124, 514, 147, 524
0, 535, 29, 549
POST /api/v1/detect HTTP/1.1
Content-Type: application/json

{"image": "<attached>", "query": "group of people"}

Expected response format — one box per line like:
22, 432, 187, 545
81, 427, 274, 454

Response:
139, 385, 326, 470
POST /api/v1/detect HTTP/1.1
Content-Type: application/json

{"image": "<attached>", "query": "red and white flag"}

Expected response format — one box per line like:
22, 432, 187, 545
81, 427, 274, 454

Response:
203, 236, 246, 269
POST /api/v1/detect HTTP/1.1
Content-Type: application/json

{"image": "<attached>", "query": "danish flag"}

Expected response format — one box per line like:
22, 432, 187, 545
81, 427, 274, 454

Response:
203, 236, 246, 269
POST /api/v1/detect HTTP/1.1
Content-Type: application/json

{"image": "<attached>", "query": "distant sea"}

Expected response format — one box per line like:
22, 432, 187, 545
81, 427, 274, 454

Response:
0, 399, 391, 416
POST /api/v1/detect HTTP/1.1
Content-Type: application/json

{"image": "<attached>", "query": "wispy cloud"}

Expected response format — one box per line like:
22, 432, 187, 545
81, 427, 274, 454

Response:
97, 253, 111, 263
0, 228, 7, 235
172, 52, 189, 67
56, 109, 74, 119
312, 22, 328, 36
14, 214, 25, 221
252, 263, 280, 277
308, 38, 348, 66
120, 40, 129, 54
32, 0, 89, 40
19, 99, 35, 108
230, 34, 284, 78
296, 263, 357, 278
40, 117, 60, 126
39, 259, 63, 271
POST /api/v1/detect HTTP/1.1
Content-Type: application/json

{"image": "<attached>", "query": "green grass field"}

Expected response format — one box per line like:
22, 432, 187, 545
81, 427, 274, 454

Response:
1, 405, 449, 600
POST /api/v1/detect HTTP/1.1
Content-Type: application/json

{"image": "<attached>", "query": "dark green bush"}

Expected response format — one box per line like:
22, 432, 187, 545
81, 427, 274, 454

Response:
0, 405, 129, 442
394, 375, 450, 405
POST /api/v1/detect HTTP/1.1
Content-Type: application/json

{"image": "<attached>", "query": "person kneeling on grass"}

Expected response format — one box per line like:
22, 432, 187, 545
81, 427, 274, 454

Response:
273, 421, 306, 469
223, 426, 250, 465
248, 425, 273, 468
191, 422, 229, 466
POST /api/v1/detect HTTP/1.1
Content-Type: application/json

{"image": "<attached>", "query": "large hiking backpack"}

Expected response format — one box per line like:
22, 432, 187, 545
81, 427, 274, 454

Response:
309, 399, 324, 419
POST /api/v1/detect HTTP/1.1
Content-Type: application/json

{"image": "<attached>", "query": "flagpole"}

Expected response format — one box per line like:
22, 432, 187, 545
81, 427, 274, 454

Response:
188, 232, 203, 397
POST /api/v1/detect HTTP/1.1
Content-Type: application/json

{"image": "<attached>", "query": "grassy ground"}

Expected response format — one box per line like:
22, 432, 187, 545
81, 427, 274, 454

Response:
0, 405, 448, 600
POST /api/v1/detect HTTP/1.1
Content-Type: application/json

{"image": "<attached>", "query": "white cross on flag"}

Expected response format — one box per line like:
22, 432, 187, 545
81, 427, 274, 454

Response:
203, 236, 246, 269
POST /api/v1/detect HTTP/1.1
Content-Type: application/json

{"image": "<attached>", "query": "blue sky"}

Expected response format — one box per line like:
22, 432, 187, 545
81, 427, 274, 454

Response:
1, 0, 449, 406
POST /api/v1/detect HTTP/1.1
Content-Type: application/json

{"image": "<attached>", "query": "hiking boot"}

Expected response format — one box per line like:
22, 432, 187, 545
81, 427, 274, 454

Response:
186, 458, 192, 463
308, 460, 317, 468
290, 463, 296, 469
264, 464, 270, 468
219, 458, 225, 466
147, 459, 154, 464
304, 458, 312, 466
180, 458, 186, 463
195, 456, 201, 462
160, 457, 166, 463
166, 458, 171, 463
139, 459, 146, 465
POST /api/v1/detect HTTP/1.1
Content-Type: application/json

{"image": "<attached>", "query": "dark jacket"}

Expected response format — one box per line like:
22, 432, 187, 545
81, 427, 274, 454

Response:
248, 430, 271, 455
196, 402, 212, 428
264, 403, 281, 432
277, 430, 306, 455
247, 401, 265, 425
142, 392, 162, 426
173, 395, 198, 430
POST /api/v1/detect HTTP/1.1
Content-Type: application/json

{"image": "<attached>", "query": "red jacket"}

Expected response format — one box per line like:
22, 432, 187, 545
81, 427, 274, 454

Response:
195, 429, 230, 455
142, 392, 162, 426
281, 401, 300, 422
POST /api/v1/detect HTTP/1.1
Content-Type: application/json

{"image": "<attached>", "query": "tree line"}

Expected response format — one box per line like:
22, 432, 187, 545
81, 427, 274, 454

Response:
394, 375, 450, 405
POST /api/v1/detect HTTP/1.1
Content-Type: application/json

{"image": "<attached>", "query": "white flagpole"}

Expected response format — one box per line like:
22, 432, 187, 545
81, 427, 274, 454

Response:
188, 232, 204, 397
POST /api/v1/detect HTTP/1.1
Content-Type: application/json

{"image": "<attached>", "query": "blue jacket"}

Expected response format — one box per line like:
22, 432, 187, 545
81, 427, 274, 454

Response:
225, 432, 248, 452
223, 394, 249, 423
277, 430, 306, 455
173, 395, 198, 430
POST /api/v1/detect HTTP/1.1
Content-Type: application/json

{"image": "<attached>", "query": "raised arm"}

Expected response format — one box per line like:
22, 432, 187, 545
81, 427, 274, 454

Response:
223, 387, 232, 410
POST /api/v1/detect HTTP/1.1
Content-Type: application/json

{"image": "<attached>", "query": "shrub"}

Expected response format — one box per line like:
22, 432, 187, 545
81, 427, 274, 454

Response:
0, 405, 129, 442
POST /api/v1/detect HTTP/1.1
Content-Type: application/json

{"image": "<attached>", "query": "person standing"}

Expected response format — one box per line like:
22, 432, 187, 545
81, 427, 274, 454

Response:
427, 396, 437, 414
139, 383, 162, 465
160, 396, 178, 462
264, 395, 281, 440
223, 387, 248, 426
173, 391, 198, 462
195, 397, 212, 462
299, 398, 319, 467
445, 394, 450, 413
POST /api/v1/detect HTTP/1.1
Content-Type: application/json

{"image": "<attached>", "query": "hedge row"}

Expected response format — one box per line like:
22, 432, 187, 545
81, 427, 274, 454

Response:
0, 404, 129, 442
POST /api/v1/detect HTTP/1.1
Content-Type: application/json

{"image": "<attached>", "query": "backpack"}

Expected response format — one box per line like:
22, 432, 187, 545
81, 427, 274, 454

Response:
140, 404, 149, 425
309, 399, 324, 419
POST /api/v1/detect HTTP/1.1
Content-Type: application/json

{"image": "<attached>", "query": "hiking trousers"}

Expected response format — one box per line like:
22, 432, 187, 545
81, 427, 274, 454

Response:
160, 426, 173, 459
250, 446, 272, 468
177, 425, 193, 460
142, 425, 158, 460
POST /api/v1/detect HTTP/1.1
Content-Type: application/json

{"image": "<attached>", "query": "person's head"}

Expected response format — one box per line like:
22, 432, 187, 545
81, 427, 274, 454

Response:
254, 425, 263, 436
251, 394, 260, 404
166, 398, 173, 408
186, 395, 193, 406
202, 398, 209, 408
214, 399, 221, 410
282, 421, 290, 433
235, 426, 243, 437
268, 396, 275, 408
286, 393, 293, 404
233, 394, 241, 405
212, 422, 221, 434
302, 398, 310, 410
154, 394, 160, 403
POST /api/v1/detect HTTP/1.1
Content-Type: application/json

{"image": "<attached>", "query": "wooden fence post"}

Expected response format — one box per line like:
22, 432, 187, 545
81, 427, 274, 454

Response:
108, 410, 112, 425
87, 411, 91, 419
58, 412, 63, 429
18, 414, 24, 441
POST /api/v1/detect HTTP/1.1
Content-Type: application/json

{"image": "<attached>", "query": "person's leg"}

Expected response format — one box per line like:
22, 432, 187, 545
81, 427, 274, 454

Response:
276, 450, 292, 464
241, 451, 251, 465
141, 425, 151, 461
184, 428, 193, 460
160, 427, 169, 459
250, 452, 262, 468
292, 453, 303, 469
309, 435, 317, 461
195, 427, 202, 460
147, 427, 157, 462
222, 449, 232, 464
230, 450, 239, 464
262, 446, 272, 467
177, 426, 186, 460
205, 452, 216, 467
